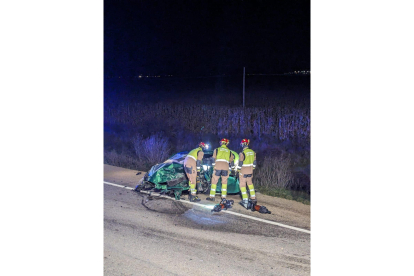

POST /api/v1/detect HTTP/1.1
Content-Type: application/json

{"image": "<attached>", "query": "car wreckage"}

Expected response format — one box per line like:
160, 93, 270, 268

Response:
135, 149, 271, 214
135, 149, 240, 200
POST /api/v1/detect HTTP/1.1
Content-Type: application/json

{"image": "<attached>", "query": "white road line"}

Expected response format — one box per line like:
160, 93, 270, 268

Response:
104, 181, 311, 234
104, 181, 134, 190
223, 211, 310, 234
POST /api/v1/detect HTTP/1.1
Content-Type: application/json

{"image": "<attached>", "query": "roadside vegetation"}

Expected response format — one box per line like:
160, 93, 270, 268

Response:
255, 186, 310, 205
104, 105, 310, 204
105, 102, 310, 142
104, 76, 310, 204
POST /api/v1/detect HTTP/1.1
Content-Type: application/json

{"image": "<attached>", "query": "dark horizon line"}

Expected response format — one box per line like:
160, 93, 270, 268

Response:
104, 71, 311, 78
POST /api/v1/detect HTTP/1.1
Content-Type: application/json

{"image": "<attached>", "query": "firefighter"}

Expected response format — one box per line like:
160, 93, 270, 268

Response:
183, 142, 207, 202
206, 138, 235, 202
237, 139, 257, 208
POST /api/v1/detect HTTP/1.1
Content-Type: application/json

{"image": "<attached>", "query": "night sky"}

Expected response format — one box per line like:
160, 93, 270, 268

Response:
104, 0, 310, 77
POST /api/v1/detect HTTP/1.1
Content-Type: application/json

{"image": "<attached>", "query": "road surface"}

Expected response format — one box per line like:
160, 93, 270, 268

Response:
104, 164, 310, 275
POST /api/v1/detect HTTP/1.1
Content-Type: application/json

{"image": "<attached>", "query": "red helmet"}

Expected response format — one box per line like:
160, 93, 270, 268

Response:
220, 138, 229, 146
199, 142, 207, 149
240, 138, 250, 147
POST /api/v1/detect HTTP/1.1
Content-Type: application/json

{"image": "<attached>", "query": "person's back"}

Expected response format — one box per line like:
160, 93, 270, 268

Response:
183, 142, 206, 202
207, 138, 234, 201
237, 139, 257, 208
239, 147, 255, 175
213, 144, 233, 170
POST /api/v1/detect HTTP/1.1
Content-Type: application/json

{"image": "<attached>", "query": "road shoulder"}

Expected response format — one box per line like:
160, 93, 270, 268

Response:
104, 164, 310, 230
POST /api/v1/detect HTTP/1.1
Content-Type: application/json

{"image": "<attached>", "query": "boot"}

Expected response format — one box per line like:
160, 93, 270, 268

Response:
188, 194, 201, 202
239, 199, 249, 209
206, 196, 215, 202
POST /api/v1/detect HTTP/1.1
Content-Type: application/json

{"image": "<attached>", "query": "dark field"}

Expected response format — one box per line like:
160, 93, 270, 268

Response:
104, 74, 310, 107
104, 74, 311, 200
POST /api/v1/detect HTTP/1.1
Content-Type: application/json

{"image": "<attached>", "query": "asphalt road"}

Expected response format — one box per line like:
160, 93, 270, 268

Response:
104, 183, 310, 275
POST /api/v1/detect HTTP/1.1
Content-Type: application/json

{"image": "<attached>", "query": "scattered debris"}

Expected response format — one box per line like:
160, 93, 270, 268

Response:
211, 198, 234, 213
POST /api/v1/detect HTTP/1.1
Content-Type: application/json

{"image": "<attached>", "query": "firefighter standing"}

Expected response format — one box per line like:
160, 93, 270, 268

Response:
206, 138, 235, 202
237, 139, 257, 208
183, 142, 207, 202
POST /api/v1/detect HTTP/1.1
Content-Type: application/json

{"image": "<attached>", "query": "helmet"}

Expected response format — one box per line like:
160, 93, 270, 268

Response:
220, 138, 229, 146
240, 138, 250, 147
199, 142, 208, 149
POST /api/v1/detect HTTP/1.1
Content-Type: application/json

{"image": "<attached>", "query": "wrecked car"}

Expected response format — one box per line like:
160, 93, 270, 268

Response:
135, 150, 240, 200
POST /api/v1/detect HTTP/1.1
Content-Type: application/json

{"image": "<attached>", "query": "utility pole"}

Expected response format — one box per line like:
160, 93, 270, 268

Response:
243, 67, 245, 108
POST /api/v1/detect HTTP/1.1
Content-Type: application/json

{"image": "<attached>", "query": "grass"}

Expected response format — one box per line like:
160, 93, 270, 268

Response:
103, 138, 311, 204
104, 127, 310, 198
256, 186, 310, 205
104, 149, 148, 171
